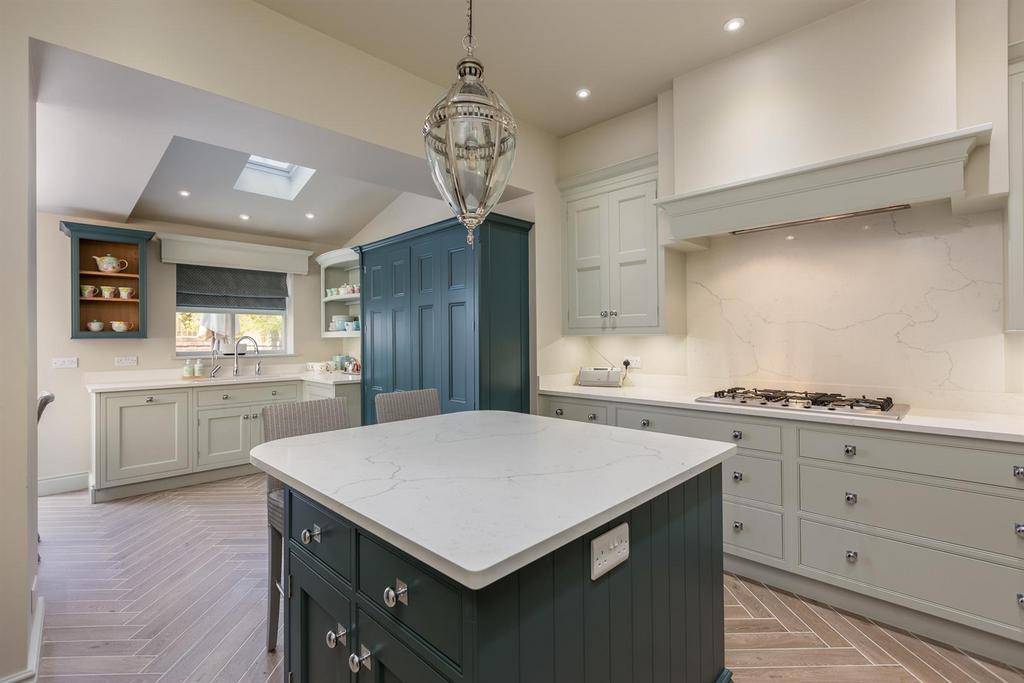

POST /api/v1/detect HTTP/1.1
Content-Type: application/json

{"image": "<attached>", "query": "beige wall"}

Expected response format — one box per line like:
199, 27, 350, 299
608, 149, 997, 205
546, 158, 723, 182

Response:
36, 212, 345, 485
557, 103, 658, 180
344, 193, 453, 247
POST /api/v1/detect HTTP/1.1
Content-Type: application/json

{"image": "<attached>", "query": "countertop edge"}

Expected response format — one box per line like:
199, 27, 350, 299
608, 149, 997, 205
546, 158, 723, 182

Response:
537, 387, 1024, 445
250, 443, 735, 590
86, 372, 361, 393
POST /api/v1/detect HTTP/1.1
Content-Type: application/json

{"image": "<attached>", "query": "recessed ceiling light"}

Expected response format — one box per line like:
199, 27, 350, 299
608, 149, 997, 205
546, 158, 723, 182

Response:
305, 212, 316, 219
239, 213, 251, 221
178, 189, 191, 197
785, 234, 796, 241
576, 88, 591, 100
723, 17, 745, 32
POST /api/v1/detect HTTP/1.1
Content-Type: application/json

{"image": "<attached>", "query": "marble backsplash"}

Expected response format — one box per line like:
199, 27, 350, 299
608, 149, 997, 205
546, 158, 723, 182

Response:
682, 201, 1024, 411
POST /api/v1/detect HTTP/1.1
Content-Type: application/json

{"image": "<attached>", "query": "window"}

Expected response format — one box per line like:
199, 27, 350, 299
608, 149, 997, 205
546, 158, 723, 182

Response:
175, 264, 291, 356
245, 154, 299, 178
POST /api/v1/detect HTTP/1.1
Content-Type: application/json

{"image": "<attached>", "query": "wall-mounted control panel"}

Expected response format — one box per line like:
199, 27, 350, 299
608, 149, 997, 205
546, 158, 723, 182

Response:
591, 522, 629, 580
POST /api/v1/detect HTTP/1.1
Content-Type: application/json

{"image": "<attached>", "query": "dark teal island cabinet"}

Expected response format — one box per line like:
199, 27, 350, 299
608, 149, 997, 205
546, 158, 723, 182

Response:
251, 411, 735, 683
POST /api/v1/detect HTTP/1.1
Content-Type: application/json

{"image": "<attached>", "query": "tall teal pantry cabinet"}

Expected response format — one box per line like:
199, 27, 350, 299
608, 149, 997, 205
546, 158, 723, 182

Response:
356, 214, 532, 424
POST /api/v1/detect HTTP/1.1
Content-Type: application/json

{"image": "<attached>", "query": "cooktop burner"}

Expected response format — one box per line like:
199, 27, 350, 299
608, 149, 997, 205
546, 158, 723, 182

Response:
696, 387, 908, 421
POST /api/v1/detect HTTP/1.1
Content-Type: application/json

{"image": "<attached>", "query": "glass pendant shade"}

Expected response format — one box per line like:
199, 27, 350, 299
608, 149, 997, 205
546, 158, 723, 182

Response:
423, 55, 517, 245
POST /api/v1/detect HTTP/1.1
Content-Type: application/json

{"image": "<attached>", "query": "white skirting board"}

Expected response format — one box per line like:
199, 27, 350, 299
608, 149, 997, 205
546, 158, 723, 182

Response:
0, 597, 44, 683
37, 472, 89, 497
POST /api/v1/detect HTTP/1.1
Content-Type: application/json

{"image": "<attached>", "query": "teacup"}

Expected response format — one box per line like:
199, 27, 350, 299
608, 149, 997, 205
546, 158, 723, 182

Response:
118, 286, 134, 299
100, 286, 117, 299
80, 284, 99, 298
87, 320, 104, 332
110, 321, 135, 332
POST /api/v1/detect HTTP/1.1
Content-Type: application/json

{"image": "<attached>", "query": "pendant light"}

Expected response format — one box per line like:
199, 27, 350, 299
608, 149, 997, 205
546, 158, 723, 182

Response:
423, 0, 517, 245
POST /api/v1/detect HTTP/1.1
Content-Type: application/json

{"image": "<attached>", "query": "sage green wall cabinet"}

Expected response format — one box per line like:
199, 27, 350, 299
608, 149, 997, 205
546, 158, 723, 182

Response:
538, 392, 1024, 668
98, 391, 191, 486
561, 165, 684, 335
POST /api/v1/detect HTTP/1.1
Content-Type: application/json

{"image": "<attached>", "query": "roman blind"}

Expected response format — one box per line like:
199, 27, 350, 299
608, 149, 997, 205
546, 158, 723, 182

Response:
176, 264, 288, 311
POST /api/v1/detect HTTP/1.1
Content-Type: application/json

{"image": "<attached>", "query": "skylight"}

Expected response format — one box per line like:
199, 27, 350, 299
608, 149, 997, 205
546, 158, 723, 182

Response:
234, 154, 316, 201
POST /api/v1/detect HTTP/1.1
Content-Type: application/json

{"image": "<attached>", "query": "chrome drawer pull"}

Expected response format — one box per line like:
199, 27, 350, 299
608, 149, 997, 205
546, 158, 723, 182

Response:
145, 396, 155, 403
1015, 523, 1024, 537
383, 578, 409, 608
554, 408, 564, 416
845, 550, 858, 563
300, 524, 321, 545
348, 645, 372, 673
732, 521, 744, 531
732, 471, 743, 482
1014, 465, 1024, 479
845, 492, 858, 505
844, 444, 856, 456
640, 418, 651, 428
222, 394, 229, 400
732, 430, 743, 440
587, 413, 598, 421
325, 624, 347, 649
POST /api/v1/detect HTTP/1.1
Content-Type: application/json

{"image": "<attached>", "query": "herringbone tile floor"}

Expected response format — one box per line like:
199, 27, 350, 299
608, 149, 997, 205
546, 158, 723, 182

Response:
37, 474, 1023, 682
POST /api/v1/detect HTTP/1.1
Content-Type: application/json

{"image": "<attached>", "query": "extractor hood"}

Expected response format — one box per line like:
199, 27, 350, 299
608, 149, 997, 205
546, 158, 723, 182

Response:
654, 124, 992, 241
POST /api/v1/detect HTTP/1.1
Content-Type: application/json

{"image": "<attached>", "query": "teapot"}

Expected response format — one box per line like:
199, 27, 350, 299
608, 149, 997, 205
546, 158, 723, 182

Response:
92, 254, 129, 273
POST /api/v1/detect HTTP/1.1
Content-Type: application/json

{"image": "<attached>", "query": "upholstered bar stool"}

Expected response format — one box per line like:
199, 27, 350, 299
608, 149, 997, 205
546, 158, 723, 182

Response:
261, 397, 349, 651
373, 388, 441, 423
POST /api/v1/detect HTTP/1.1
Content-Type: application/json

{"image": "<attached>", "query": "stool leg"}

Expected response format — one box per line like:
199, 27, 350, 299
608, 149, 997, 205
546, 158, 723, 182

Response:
267, 525, 283, 652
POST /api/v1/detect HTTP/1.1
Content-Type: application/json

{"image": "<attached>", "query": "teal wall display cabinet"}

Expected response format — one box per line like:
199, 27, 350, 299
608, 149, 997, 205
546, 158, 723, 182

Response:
61, 221, 155, 339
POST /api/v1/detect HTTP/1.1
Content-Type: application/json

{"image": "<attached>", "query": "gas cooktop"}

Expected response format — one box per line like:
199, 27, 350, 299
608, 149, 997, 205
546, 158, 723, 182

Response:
695, 387, 909, 421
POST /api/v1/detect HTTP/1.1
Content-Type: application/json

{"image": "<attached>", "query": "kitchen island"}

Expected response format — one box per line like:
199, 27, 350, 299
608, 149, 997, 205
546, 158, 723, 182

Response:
250, 410, 735, 683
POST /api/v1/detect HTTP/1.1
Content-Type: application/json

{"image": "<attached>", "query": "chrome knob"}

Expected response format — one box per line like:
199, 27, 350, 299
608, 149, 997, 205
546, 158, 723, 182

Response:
1014, 465, 1024, 479
845, 550, 858, 563
271, 390, 278, 396
587, 413, 598, 421
1018, 593, 1024, 608
554, 408, 564, 416
383, 579, 408, 608
325, 624, 347, 649
732, 430, 743, 440
600, 310, 609, 318
300, 524, 321, 545
732, 521, 744, 531
145, 396, 155, 403
609, 310, 618, 317
732, 471, 743, 482
222, 394, 229, 400
243, 414, 250, 420
844, 444, 856, 457
348, 645, 372, 673
640, 418, 651, 428
251, 413, 259, 420
1015, 523, 1024, 537
845, 492, 858, 504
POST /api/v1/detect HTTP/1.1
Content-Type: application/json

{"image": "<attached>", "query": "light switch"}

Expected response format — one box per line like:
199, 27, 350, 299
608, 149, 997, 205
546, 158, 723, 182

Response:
51, 357, 78, 369
591, 522, 629, 580
114, 356, 138, 367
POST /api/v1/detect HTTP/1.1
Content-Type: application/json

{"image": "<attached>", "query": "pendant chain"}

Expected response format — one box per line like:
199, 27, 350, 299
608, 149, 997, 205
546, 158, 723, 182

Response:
463, 0, 476, 55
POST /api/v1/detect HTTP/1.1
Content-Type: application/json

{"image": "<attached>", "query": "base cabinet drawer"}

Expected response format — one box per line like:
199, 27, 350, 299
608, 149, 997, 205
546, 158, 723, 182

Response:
196, 381, 299, 407
800, 519, 1024, 633
617, 407, 781, 453
287, 552, 352, 683
544, 400, 608, 424
723, 454, 782, 505
352, 609, 450, 683
800, 465, 1024, 559
357, 536, 462, 664
289, 493, 353, 582
724, 500, 783, 559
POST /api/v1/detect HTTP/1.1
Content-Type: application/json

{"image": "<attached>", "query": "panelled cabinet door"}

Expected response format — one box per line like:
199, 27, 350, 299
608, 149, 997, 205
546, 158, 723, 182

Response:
249, 405, 267, 449
565, 194, 610, 330
196, 405, 252, 470
361, 248, 390, 424
288, 554, 352, 683
352, 609, 449, 683
607, 181, 659, 329
439, 229, 476, 413
101, 391, 191, 485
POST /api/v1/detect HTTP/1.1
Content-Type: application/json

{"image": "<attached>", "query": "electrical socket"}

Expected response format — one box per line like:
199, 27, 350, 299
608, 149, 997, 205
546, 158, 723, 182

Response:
114, 356, 139, 367
591, 522, 630, 581
51, 357, 78, 369
624, 356, 642, 369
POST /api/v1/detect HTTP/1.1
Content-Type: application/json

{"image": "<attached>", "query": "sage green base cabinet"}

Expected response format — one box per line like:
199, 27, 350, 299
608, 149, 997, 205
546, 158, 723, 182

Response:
303, 381, 362, 427
282, 476, 731, 683
539, 393, 1024, 667
98, 391, 192, 485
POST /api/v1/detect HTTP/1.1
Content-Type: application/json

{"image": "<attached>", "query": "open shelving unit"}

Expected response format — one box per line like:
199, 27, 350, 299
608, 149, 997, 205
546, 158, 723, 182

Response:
61, 222, 155, 339
316, 247, 361, 339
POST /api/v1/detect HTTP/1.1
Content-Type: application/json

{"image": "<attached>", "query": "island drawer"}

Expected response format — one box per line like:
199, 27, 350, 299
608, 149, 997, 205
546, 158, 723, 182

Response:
544, 400, 608, 424
196, 382, 298, 407
357, 535, 463, 664
723, 454, 782, 505
800, 519, 1024, 633
799, 429, 1024, 491
723, 500, 783, 558
289, 493, 353, 582
800, 465, 1024, 560
617, 408, 782, 453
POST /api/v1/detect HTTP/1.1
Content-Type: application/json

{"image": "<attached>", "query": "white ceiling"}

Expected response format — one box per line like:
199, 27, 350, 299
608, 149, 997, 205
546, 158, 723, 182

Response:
254, 0, 861, 137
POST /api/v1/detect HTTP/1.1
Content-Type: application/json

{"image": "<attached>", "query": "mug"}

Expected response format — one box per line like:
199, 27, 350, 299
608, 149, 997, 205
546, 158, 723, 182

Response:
80, 284, 99, 298
344, 321, 355, 331
110, 321, 135, 332
353, 320, 361, 331
87, 320, 104, 332
118, 287, 134, 299
100, 286, 117, 299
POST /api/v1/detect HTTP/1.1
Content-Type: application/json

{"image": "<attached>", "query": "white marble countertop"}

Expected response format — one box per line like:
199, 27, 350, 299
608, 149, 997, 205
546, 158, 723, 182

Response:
539, 384, 1024, 445
86, 371, 361, 393
249, 410, 735, 589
